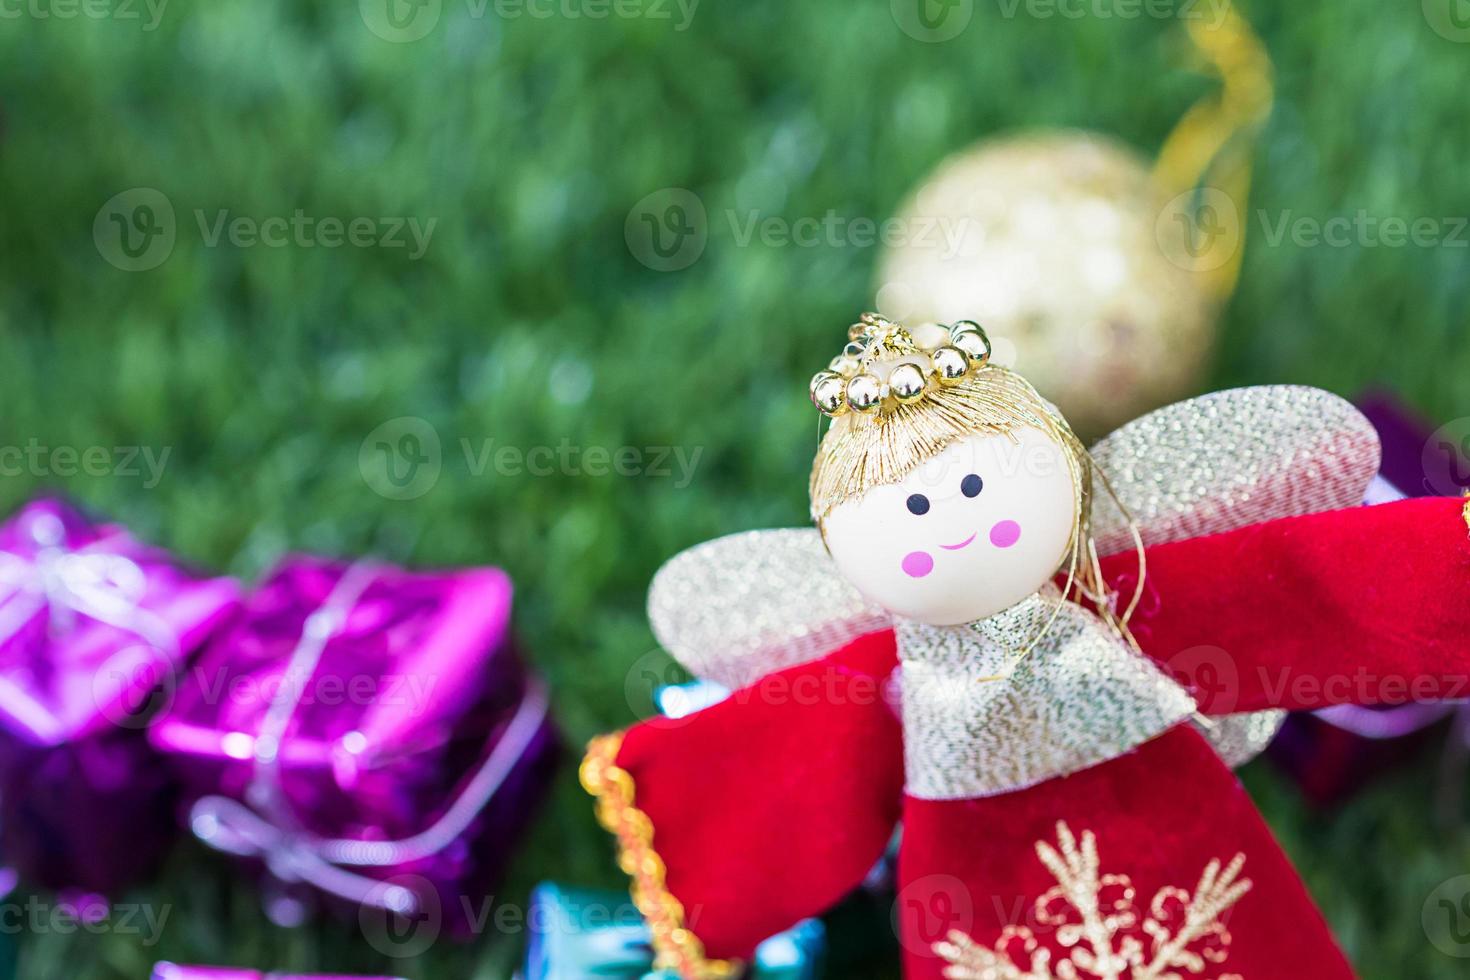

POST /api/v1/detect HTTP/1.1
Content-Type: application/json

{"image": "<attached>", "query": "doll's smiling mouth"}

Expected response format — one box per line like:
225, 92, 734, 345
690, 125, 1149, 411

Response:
939, 532, 977, 551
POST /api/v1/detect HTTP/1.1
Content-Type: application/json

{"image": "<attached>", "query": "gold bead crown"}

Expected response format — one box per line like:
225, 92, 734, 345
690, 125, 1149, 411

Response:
809, 312, 992, 418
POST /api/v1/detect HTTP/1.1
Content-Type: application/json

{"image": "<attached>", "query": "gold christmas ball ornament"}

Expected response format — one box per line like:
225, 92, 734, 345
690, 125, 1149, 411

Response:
888, 362, 929, 403
875, 131, 1219, 436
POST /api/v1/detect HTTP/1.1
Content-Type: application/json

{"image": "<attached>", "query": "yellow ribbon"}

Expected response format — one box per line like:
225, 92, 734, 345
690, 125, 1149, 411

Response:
1152, 2, 1275, 300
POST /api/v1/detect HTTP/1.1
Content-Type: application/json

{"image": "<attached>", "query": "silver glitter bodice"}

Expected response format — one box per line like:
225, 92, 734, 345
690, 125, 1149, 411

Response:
896, 586, 1196, 800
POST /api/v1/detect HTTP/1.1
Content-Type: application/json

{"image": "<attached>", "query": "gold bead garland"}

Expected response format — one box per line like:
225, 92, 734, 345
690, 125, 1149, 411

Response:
808, 312, 993, 418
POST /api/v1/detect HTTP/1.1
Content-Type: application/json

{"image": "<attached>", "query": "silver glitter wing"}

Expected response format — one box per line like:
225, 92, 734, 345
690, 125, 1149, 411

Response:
647, 528, 893, 690
1089, 385, 1381, 557
1088, 385, 1381, 768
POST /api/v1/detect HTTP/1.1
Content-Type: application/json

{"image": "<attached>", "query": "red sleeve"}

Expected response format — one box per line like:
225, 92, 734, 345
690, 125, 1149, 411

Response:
1104, 496, 1470, 714
582, 629, 904, 968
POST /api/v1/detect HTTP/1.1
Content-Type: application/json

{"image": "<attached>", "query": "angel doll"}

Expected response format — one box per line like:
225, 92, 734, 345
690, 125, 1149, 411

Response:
580, 313, 1470, 979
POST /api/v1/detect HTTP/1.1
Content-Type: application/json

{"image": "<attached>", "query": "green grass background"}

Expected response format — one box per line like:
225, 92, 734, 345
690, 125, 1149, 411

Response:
1, 0, 1469, 976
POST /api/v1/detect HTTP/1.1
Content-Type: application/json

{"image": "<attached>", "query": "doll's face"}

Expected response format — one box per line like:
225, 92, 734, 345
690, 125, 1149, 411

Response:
823, 427, 1078, 626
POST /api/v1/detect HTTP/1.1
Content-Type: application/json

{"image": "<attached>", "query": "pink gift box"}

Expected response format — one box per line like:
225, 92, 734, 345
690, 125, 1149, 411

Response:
150, 555, 559, 930
152, 967, 405, 980
0, 498, 240, 892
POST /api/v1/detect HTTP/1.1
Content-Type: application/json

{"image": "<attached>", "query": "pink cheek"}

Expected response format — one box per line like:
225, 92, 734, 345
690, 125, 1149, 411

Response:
901, 550, 934, 578
989, 520, 1022, 549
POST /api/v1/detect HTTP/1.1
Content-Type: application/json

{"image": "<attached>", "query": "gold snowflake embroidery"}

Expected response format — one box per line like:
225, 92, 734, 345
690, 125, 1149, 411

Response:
934, 821, 1252, 980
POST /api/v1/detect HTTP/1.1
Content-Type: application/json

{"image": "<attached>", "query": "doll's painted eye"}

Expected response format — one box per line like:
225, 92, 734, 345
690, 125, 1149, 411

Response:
906, 494, 930, 515
961, 474, 984, 498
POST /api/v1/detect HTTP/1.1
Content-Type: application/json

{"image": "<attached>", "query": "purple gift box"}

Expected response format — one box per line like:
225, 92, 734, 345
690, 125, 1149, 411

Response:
152, 967, 405, 980
0, 498, 240, 893
150, 556, 559, 931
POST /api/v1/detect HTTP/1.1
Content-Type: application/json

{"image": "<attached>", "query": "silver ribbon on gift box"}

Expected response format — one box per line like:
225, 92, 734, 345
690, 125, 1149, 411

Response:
0, 507, 181, 740
188, 561, 550, 921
